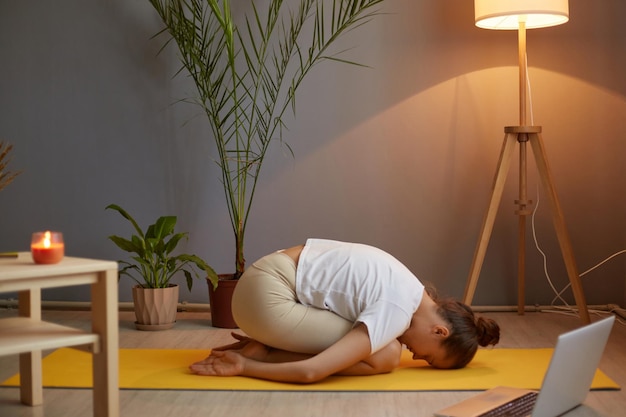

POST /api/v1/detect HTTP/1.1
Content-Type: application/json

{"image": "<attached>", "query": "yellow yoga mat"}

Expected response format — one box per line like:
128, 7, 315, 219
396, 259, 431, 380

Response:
1, 348, 619, 392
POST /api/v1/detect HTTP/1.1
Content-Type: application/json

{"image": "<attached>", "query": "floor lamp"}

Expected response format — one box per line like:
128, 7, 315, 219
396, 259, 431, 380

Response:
463, 0, 591, 324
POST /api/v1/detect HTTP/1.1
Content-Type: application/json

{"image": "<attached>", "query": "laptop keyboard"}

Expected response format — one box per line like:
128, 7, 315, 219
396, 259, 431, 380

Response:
478, 391, 539, 417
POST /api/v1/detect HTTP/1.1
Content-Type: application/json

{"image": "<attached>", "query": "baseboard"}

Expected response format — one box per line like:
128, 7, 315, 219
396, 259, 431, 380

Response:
0, 299, 211, 312
0, 299, 623, 318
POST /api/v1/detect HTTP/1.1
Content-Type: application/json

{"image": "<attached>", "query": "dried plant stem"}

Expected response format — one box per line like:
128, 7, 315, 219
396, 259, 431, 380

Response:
0, 141, 21, 192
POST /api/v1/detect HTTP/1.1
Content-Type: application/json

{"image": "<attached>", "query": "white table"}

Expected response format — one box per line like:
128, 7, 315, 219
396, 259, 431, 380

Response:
0, 252, 119, 417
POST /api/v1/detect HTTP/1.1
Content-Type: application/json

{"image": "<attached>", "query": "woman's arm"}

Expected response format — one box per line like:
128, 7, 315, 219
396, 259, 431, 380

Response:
335, 339, 402, 376
190, 323, 373, 383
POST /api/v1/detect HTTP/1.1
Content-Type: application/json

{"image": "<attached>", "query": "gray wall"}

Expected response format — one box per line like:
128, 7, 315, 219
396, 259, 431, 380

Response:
1, 0, 625, 307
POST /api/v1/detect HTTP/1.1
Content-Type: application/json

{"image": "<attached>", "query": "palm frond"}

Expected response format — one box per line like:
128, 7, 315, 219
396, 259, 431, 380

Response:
148, 0, 386, 275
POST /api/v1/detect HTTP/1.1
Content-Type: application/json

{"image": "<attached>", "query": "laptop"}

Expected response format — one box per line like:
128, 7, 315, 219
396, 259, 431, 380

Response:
434, 315, 615, 417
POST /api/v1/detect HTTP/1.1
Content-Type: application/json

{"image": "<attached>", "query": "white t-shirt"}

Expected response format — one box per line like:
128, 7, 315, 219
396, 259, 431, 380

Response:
295, 238, 425, 353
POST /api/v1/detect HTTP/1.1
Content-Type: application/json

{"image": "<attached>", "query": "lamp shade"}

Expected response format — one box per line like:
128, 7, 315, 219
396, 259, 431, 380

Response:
475, 0, 569, 30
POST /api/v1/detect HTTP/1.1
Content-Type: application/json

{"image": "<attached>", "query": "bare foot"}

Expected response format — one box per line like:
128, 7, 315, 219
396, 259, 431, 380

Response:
212, 333, 270, 361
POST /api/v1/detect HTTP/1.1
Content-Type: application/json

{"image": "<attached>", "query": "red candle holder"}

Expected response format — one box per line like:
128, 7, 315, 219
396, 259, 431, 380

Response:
31, 231, 65, 264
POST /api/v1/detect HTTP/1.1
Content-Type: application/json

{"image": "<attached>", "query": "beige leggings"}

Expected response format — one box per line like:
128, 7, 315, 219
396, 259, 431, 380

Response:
231, 251, 353, 354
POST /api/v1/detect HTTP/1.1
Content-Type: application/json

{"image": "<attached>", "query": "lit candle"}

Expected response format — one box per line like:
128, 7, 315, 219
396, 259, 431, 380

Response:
31, 231, 64, 264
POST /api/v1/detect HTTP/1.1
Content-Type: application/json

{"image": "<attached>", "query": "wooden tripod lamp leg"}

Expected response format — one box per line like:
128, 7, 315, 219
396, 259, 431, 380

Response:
464, 132, 518, 305
529, 133, 591, 324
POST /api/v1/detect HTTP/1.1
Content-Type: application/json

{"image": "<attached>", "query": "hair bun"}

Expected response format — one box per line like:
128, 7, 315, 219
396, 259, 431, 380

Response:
475, 317, 501, 347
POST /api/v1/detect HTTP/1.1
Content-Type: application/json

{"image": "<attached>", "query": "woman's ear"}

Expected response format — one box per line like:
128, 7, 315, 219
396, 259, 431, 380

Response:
433, 325, 450, 339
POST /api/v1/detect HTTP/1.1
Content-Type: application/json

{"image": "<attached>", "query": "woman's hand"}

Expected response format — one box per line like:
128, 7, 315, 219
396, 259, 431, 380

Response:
190, 333, 270, 377
189, 350, 246, 376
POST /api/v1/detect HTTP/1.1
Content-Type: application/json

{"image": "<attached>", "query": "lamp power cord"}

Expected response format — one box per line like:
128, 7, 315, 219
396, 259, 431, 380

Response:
524, 52, 626, 324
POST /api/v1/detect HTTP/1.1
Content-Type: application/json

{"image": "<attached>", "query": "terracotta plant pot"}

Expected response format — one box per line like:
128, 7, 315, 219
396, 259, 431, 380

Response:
132, 284, 179, 331
207, 274, 239, 329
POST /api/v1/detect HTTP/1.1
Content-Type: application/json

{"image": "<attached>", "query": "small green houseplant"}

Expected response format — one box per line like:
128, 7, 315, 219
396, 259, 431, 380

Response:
106, 203, 218, 330
147, 0, 385, 326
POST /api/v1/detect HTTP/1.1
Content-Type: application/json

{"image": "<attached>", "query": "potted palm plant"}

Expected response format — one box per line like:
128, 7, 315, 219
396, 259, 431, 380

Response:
106, 203, 218, 330
147, 0, 385, 327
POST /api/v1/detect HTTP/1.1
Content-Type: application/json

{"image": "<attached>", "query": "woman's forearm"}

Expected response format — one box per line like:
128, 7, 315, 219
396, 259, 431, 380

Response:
241, 357, 326, 383
243, 339, 401, 380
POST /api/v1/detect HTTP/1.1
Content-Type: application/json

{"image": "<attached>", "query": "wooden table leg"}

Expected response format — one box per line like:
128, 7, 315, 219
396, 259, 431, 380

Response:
18, 288, 43, 406
90, 268, 119, 417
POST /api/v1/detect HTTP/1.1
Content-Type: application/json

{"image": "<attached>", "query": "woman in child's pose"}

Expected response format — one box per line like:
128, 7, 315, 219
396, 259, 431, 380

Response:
190, 238, 500, 383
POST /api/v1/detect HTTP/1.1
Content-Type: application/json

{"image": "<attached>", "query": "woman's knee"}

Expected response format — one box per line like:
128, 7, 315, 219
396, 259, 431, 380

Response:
231, 264, 302, 347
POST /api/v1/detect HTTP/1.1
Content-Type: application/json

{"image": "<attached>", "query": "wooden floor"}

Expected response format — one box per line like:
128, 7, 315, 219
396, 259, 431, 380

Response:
0, 309, 624, 417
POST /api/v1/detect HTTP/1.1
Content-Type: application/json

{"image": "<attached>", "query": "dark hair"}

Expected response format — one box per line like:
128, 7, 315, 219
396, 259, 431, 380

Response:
433, 296, 500, 369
